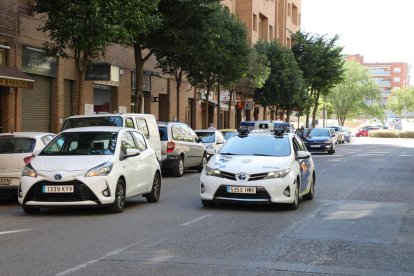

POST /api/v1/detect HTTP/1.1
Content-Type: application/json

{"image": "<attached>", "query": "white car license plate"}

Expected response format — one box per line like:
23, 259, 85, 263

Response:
227, 186, 256, 194
310, 145, 321, 148
42, 185, 74, 193
0, 178, 11, 185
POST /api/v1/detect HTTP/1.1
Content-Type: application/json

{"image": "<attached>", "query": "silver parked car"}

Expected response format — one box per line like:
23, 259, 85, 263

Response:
158, 122, 207, 177
194, 129, 225, 159
328, 126, 345, 144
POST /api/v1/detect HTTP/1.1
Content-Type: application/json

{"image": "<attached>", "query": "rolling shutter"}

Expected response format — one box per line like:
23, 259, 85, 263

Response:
63, 80, 72, 120
22, 75, 51, 132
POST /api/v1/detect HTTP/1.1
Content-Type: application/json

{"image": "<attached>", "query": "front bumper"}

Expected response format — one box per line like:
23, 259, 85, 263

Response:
200, 172, 296, 204
18, 174, 117, 207
305, 143, 332, 152
161, 155, 180, 170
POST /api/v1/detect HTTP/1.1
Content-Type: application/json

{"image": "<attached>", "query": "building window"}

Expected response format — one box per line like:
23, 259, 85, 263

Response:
393, 67, 401, 73
253, 14, 257, 31
0, 48, 6, 66
288, 3, 291, 16
292, 4, 298, 25
393, 77, 401, 82
269, 26, 274, 40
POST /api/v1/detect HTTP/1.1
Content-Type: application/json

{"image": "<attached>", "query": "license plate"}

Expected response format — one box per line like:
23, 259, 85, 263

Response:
42, 185, 74, 193
0, 178, 11, 185
227, 186, 256, 194
310, 145, 321, 148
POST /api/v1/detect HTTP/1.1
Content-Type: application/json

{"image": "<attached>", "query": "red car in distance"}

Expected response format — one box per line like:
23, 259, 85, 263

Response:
355, 126, 380, 137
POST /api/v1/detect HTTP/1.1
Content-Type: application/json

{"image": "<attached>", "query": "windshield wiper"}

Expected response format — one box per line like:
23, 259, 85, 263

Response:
220, 152, 238, 155
253, 153, 275, 156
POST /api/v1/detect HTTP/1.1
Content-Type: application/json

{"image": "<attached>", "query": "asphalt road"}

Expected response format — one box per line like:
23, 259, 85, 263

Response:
0, 137, 413, 276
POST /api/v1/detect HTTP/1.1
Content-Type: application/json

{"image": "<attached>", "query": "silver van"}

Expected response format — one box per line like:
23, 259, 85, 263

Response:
61, 113, 161, 161
158, 122, 206, 177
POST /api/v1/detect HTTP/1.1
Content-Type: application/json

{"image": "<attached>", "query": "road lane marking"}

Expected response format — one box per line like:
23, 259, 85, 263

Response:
0, 229, 32, 235
181, 213, 213, 226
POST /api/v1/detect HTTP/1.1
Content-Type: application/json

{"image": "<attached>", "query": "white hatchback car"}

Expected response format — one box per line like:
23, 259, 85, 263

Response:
18, 127, 161, 214
0, 132, 55, 195
200, 129, 316, 210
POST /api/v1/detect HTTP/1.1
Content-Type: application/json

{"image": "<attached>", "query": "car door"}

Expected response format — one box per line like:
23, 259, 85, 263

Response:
186, 126, 204, 166
292, 137, 312, 194
119, 130, 145, 196
131, 130, 154, 193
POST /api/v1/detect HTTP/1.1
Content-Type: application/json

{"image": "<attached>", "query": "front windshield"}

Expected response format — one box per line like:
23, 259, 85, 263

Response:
61, 116, 123, 131
223, 131, 237, 140
307, 128, 330, 137
219, 135, 290, 157
196, 132, 215, 143
41, 131, 118, 155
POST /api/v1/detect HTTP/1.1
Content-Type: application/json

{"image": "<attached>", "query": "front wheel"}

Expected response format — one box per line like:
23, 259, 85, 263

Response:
23, 206, 41, 215
197, 154, 207, 173
286, 180, 299, 210
145, 172, 161, 203
303, 175, 315, 200
109, 178, 126, 213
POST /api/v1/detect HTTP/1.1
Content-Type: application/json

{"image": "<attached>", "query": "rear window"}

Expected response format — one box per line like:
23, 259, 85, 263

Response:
195, 132, 215, 143
158, 126, 168, 141
0, 137, 36, 154
61, 116, 123, 131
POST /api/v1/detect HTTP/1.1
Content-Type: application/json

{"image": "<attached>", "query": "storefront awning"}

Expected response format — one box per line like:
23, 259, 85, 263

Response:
0, 66, 34, 89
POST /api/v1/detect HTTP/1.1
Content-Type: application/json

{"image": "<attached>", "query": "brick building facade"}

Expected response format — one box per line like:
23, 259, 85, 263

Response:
0, 0, 301, 133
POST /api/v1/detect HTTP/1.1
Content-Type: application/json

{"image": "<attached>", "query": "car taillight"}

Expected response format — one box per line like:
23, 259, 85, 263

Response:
167, 142, 175, 153
23, 155, 34, 164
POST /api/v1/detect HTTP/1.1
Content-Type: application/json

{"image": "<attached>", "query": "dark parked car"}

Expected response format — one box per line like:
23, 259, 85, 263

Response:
302, 128, 336, 154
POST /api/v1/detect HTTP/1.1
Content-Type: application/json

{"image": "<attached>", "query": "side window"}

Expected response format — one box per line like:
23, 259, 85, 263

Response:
42, 135, 55, 145
292, 138, 300, 155
294, 137, 307, 151
172, 125, 185, 141
121, 131, 137, 155
132, 131, 147, 151
136, 118, 150, 139
125, 118, 135, 129
187, 126, 199, 142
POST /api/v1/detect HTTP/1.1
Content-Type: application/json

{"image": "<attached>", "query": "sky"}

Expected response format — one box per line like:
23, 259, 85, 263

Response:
301, 0, 414, 84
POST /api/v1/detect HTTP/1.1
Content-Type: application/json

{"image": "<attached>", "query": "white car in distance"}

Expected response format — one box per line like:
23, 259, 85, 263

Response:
18, 127, 161, 214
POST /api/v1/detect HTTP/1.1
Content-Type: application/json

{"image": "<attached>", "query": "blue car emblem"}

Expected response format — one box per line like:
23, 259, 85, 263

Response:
54, 174, 62, 180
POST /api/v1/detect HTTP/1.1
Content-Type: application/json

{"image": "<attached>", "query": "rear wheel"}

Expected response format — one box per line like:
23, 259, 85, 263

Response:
173, 156, 184, 177
109, 179, 126, 213
23, 206, 40, 215
145, 172, 161, 203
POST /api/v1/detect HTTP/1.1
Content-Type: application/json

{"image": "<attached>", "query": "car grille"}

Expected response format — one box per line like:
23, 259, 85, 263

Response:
214, 185, 271, 200
219, 171, 269, 181
24, 180, 100, 204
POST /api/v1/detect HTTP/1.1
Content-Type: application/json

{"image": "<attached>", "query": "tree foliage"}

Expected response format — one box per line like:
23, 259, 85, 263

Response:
186, 4, 250, 128
328, 61, 384, 126
253, 40, 305, 121
292, 32, 345, 127
152, 0, 220, 119
387, 86, 414, 115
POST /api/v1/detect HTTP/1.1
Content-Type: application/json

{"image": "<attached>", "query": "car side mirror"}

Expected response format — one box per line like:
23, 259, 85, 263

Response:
296, 151, 311, 159
206, 146, 216, 156
125, 148, 140, 157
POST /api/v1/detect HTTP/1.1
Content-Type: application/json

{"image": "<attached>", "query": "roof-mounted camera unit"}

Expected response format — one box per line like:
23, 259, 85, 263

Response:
237, 127, 250, 137
272, 128, 285, 138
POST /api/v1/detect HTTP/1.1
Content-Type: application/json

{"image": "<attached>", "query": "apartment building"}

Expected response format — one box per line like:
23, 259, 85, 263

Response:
348, 54, 410, 105
0, 0, 300, 133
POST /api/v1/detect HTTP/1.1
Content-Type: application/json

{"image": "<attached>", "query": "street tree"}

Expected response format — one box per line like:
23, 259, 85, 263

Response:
328, 60, 384, 126
152, 0, 220, 121
35, 0, 128, 114
114, 0, 161, 112
292, 32, 345, 127
253, 40, 305, 122
387, 87, 414, 116
186, 4, 250, 128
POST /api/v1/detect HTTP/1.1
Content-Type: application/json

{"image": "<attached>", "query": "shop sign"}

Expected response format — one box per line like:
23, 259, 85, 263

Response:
0, 77, 33, 89
22, 46, 57, 77
85, 62, 111, 81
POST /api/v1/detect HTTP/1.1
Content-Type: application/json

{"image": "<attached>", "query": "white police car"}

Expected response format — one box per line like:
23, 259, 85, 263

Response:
200, 129, 315, 210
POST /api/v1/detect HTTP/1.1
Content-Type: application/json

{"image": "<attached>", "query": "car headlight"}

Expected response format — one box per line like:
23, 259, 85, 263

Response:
264, 168, 290, 179
22, 163, 37, 178
325, 140, 331, 144
205, 166, 221, 177
85, 162, 113, 177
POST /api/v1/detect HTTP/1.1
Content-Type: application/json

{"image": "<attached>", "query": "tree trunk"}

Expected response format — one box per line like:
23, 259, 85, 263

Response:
312, 92, 321, 127
227, 89, 234, 128
133, 45, 144, 113
217, 80, 221, 129
77, 69, 84, 115
175, 70, 182, 122
204, 90, 210, 129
